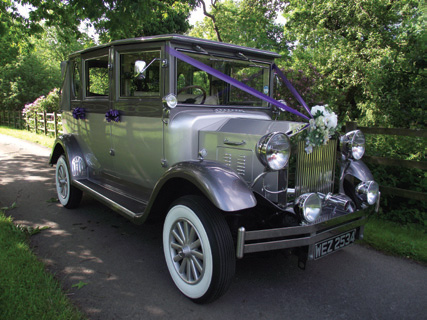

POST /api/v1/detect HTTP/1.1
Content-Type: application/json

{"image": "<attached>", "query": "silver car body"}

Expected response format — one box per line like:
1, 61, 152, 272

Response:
50, 35, 379, 266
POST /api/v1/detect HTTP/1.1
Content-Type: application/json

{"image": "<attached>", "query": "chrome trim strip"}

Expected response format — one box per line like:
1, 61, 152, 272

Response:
236, 210, 365, 259
72, 180, 145, 220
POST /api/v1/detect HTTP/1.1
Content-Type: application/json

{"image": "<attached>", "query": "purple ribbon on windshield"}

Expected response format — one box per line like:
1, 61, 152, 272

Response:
272, 64, 312, 117
166, 46, 310, 121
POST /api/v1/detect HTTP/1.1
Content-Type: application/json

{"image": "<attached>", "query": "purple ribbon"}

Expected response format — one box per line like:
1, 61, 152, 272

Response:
105, 109, 120, 122
272, 64, 312, 117
166, 46, 310, 121
72, 107, 85, 120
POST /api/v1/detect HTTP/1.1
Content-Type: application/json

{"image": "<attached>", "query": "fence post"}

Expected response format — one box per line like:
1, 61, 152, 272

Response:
43, 111, 47, 135
34, 112, 38, 134
18, 111, 22, 129
345, 121, 358, 133
54, 112, 58, 138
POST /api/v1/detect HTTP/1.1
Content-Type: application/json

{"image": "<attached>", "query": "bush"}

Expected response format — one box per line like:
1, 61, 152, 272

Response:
365, 134, 427, 228
22, 88, 60, 114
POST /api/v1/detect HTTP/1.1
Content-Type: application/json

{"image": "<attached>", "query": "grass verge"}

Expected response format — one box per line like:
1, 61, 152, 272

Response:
0, 125, 55, 148
363, 216, 427, 263
0, 209, 85, 320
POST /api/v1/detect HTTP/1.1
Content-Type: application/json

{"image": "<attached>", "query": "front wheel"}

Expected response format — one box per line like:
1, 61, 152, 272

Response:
55, 155, 82, 209
163, 196, 235, 303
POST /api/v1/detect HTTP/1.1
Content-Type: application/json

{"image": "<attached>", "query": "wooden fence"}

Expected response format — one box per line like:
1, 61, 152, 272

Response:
0, 111, 424, 202
346, 121, 426, 202
0, 110, 63, 138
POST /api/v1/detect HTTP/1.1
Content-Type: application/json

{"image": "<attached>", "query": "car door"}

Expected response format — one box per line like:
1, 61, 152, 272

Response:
79, 49, 116, 181
110, 45, 165, 191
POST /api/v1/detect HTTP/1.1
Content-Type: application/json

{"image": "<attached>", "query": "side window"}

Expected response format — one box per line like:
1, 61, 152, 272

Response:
72, 59, 81, 99
120, 51, 160, 97
86, 56, 109, 97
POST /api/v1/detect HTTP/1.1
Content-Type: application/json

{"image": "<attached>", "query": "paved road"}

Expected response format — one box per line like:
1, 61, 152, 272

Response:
1, 134, 426, 320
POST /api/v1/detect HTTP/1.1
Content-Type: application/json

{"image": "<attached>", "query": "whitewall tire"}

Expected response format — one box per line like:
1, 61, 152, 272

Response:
163, 196, 235, 303
55, 155, 82, 209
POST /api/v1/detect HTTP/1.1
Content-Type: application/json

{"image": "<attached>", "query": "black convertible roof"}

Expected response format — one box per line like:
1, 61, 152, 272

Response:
70, 34, 281, 59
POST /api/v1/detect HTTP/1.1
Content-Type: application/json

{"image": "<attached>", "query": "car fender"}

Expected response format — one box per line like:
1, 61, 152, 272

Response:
49, 134, 87, 179
147, 160, 257, 213
339, 159, 374, 193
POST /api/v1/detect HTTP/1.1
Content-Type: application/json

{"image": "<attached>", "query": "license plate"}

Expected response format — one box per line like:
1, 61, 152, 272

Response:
314, 229, 356, 260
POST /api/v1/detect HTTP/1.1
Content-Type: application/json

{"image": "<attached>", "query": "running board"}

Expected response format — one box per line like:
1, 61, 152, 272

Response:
73, 179, 147, 221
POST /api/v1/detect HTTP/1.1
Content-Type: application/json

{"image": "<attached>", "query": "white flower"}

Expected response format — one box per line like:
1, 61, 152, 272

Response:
315, 116, 325, 128
311, 105, 326, 116
305, 145, 313, 154
324, 112, 338, 129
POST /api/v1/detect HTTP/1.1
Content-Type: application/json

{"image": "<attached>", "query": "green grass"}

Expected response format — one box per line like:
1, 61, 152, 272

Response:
363, 216, 427, 263
0, 210, 85, 320
0, 126, 55, 148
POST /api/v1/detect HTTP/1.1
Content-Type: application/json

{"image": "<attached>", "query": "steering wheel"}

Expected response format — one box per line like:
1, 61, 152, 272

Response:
177, 85, 207, 104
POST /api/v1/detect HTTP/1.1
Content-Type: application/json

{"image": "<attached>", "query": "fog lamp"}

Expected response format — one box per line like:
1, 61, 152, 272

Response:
294, 193, 322, 223
256, 132, 291, 171
340, 130, 365, 160
356, 180, 379, 205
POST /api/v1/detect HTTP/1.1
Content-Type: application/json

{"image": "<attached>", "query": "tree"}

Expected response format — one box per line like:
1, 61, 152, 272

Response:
0, 21, 89, 111
190, 0, 287, 53
18, 0, 198, 43
283, 0, 426, 128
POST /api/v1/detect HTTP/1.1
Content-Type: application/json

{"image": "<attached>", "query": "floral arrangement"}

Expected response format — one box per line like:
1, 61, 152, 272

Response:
22, 88, 60, 114
105, 109, 120, 122
303, 105, 339, 154
72, 107, 85, 120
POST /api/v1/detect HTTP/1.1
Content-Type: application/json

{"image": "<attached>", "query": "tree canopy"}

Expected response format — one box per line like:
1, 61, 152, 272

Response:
18, 0, 197, 42
190, 0, 287, 53
282, 0, 425, 128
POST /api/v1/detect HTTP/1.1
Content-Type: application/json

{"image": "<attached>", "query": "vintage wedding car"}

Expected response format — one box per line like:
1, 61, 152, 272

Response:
50, 35, 379, 303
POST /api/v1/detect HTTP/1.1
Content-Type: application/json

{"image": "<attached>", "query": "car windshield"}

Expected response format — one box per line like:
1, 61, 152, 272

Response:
176, 52, 270, 107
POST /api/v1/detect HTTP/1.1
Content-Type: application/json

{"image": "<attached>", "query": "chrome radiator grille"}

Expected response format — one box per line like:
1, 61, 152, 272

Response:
295, 140, 337, 197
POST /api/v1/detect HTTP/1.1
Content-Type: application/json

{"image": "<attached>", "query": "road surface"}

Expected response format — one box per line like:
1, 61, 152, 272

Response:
0, 134, 426, 320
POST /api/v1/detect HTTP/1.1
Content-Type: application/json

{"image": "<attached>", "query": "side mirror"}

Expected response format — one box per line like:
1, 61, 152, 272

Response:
134, 60, 147, 80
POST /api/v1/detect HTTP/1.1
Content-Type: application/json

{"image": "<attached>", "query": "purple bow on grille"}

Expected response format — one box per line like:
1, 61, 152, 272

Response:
72, 107, 85, 120
105, 109, 120, 122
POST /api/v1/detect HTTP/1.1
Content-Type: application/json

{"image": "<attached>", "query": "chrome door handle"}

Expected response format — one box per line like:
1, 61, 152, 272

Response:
224, 139, 246, 146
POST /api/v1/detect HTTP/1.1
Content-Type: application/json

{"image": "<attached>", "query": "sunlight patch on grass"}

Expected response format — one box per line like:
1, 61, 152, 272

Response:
0, 126, 55, 148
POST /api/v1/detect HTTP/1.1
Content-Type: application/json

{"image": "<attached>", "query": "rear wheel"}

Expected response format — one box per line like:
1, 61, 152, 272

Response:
55, 155, 82, 209
163, 195, 235, 303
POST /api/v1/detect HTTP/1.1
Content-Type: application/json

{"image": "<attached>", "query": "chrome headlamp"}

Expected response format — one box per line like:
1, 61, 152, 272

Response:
356, 180, 379, 205
256, 132, 291, 171
163, 93, 177, 109
340, 130, 365, 160
294, 193, 322, 223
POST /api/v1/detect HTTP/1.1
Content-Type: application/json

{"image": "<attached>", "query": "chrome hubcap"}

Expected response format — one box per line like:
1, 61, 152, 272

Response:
170, 218, 205, 284
57, 165, 68, 199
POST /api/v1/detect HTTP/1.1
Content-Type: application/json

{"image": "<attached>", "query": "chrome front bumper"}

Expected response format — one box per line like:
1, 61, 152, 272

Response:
236, 210, 366, 259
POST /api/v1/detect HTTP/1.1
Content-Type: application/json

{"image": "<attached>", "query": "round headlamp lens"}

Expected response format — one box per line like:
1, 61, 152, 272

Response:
257, 132, 291, 170
294, 193, 322, 223
356, 180, 379, 205
340, 130, 365, 160
351, 130, 365, 160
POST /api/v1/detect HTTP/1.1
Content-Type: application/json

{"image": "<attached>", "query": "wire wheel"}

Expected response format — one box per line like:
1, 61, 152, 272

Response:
163, 196, 235, 303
